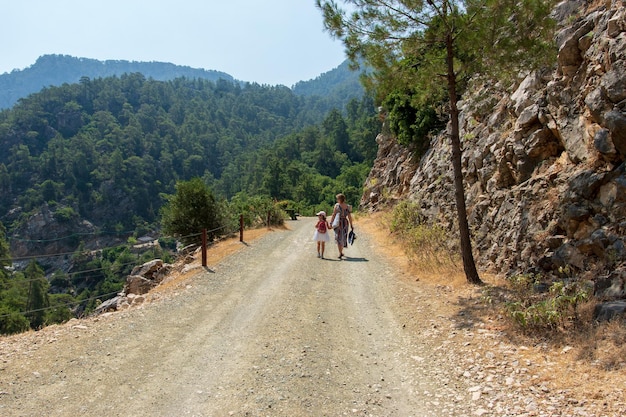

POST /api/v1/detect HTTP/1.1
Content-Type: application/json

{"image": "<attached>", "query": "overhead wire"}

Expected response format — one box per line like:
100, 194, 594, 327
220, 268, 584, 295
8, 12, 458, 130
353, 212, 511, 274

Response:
0, 290, 121, 319
1, 261, 140, 285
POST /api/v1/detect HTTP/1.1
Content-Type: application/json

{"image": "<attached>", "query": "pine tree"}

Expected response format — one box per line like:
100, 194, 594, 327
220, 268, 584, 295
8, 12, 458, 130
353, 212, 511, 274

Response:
160, 178, 223, 245
25, 261, 49, 329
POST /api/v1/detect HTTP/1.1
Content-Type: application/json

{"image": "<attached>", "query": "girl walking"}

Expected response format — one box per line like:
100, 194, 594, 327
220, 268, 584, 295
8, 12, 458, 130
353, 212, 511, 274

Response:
313, 211, 331, 259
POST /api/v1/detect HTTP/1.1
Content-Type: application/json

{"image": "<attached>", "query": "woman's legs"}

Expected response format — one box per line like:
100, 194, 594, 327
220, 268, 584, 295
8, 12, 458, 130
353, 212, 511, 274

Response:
335, 230, 342, 257
337, 224, 347, 258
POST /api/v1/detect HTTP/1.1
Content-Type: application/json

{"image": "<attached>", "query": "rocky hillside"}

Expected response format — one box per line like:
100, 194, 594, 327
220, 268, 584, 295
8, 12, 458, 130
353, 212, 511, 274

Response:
361, 1, 626, 300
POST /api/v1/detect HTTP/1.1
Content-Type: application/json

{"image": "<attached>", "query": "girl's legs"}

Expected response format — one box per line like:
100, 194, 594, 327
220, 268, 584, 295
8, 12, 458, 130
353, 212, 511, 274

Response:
320, 242, 325, 258
317, 241, 321, 257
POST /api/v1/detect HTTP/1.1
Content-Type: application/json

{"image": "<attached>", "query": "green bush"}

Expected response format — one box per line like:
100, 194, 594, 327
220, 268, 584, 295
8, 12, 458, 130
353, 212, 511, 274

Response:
0, 307, 30, 334
45, 294, 74, 325
160, 178, 227, 245
53, 206, 77, 222
389, 200, 426, 233
505, 278, 589, 330
382, 91, 443, 152
228, 193, 285, 228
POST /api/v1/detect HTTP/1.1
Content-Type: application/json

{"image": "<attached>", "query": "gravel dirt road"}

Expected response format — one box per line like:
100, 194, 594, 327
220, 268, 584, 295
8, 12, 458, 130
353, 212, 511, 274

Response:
1, 217, 625, 416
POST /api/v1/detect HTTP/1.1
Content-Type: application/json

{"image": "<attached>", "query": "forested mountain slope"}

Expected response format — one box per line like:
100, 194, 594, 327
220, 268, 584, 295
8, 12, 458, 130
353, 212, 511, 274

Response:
292, 60, 365, 109
0, 73, 376, 232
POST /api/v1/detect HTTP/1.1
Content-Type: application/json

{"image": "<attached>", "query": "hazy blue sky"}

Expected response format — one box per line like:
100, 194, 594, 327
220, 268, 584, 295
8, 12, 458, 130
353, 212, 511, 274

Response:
0, 0, 347, 86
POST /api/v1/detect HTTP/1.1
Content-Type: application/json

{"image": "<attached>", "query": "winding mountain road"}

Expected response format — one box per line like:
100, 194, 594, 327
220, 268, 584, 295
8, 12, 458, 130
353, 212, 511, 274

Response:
2, 218, 624, 416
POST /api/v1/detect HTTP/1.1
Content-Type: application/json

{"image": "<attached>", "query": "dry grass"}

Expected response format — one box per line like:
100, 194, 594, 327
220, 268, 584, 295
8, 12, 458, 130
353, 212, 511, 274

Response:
575, 318, 626, 371
358, 211, 469, 289
360, 210, 626, 374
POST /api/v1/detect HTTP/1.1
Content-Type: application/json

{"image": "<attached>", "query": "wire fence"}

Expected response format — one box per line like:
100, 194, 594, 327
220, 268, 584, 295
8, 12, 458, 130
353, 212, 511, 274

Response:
6, 228, 138, 244
0, 223, 248, 323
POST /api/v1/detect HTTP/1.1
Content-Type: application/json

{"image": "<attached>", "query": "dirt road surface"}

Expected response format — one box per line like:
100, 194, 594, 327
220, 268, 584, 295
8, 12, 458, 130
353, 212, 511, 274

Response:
1, 217, 625, 416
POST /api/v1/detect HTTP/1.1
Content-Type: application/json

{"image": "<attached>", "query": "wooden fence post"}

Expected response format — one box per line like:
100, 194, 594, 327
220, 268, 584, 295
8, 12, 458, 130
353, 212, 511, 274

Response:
201, 228, 207, 267
240, 214, 244, 242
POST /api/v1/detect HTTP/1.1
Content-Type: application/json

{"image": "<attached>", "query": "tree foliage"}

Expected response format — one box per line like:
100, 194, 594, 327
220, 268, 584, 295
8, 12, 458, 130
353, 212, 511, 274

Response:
160, 178, 224, 245
25, 261, 49, 329
0, 74, 378, 231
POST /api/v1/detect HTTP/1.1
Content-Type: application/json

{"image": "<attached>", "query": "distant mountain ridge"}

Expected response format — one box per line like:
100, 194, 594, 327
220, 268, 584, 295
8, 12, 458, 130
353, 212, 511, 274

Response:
0, 54, 235, 109
293, 60, 363, 96
0, 54, 363, 110
292, 60, 366, 110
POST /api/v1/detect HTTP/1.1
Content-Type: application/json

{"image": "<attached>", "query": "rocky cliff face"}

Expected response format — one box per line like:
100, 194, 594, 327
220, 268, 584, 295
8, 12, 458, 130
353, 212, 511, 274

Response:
9, 203, 124, 273
361, 1, 626, 298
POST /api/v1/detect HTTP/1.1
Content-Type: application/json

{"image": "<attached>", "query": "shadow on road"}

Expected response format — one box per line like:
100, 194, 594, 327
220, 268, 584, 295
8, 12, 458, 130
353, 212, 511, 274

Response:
342, 257, 368, 262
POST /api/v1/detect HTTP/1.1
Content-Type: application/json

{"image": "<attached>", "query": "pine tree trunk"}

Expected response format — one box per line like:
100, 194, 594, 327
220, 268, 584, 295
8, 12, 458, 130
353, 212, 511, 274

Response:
445, 34, 482, 285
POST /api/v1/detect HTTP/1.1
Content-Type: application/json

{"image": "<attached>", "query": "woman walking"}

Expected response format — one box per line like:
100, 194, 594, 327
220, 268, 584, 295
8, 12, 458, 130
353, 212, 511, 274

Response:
329, 193, 354, 259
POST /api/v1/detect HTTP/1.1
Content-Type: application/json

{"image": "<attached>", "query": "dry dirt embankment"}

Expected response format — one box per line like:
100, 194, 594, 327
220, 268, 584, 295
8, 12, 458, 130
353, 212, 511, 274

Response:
1, 217, 625, 416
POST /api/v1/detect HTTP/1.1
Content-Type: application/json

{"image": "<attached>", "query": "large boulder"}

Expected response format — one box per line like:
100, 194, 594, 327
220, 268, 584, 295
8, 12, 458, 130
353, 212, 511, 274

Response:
593, 300, 626, 322
595, 267, 626, 299
124, 259, 173, 295
125, 275, 154, 295
94, 296, 122, 314
130, 259, 164, 278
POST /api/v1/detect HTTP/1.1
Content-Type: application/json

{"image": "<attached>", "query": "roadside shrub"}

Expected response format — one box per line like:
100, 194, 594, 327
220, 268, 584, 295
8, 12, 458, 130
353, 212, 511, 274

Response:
0, 307, 30, 334
229, 193, 286, 228
53, 206, 77, 222
505, 276, 590, 331
45, 294, 74, 325
387, 201, 455, 270
160, 178, 226, 245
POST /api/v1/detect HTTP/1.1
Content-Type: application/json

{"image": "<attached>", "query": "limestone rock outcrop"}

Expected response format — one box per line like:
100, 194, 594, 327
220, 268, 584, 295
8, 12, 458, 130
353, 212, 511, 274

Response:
361, 1, 626, 299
